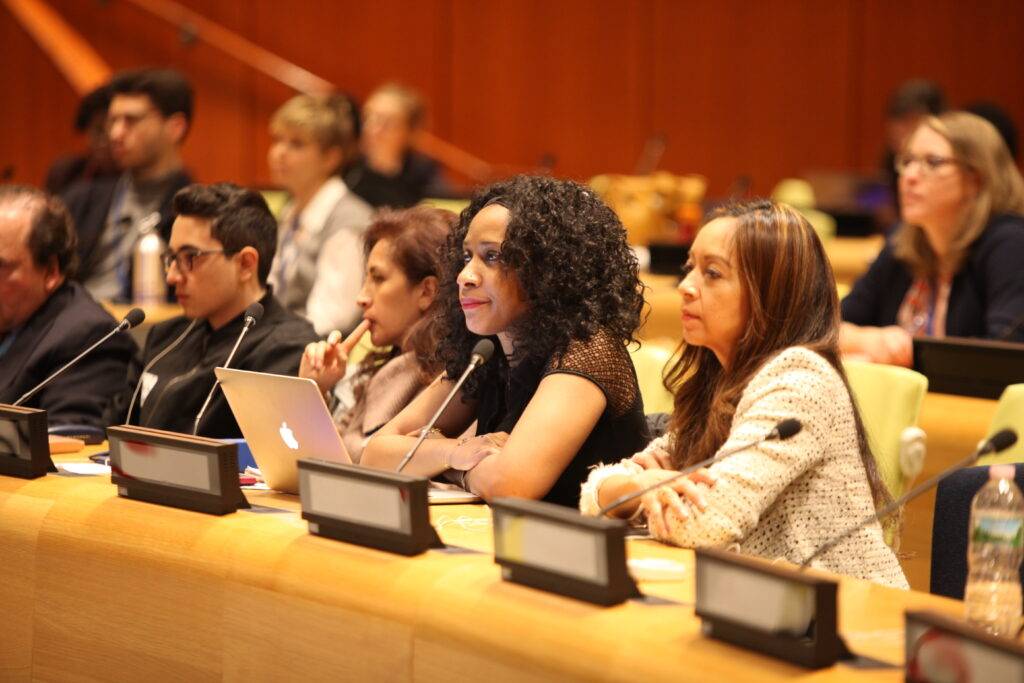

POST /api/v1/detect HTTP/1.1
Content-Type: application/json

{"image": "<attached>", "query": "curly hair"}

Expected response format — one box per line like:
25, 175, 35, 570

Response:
438, 175, 644, 397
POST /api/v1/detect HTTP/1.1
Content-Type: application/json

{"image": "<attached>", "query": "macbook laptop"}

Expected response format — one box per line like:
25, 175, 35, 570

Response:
215, 367, 480, 503
216, 367, 349, 493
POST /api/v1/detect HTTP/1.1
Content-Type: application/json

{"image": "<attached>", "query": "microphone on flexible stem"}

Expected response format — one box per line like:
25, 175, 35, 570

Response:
13, 307, 146, 407
190, 302, 264, 436
799, 428, 1019, 570
599, 418, 803, 517
395, 338, 495, 473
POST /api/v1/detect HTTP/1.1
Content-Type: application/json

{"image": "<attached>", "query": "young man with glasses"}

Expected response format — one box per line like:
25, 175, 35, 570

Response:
61, 68, 194, 302
114, 183, 318, 438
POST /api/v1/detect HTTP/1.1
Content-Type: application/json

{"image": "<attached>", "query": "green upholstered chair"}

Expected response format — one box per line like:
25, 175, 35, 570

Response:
843, 359, 929, 501
258, 188, 291, 220
978, 384, 1024, 465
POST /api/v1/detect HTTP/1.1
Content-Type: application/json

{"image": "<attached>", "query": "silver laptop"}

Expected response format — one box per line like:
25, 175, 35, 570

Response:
215, 367, 481, 503
216, 367, 349, 493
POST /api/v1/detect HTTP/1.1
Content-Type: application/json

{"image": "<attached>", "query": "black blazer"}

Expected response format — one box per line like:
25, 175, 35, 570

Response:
119, 291, 318, 439
841, 214, 1024, 341
0, 281, 136, 428
61, 169, 193, 288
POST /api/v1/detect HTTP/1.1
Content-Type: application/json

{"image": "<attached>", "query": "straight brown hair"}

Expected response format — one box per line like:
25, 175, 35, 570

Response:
893, 111, 1024, 278
664, 200, 893, 513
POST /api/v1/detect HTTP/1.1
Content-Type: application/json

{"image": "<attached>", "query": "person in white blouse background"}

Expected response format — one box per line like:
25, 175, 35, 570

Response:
267, 93, 374, 334
580, 200, 908, 589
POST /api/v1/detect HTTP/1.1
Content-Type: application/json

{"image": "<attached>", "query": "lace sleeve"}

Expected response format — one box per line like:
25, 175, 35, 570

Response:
544, 329, 639, 417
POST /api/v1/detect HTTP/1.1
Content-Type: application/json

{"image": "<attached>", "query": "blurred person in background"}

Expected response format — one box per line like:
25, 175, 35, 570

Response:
345, 83, 449, 209
62, 68, 194, 302
44, 83, 118, 195
267, 93, 373, 335
877, 79, 947, 229
842, 112, 1024, 365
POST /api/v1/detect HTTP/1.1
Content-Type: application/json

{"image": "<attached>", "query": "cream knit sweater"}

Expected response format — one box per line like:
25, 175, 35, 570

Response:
580, 346, 909, 589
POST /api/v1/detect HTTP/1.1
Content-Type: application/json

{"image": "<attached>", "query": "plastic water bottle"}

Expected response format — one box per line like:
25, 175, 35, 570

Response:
133, 212, 166, 306
964, 464, 1024, 636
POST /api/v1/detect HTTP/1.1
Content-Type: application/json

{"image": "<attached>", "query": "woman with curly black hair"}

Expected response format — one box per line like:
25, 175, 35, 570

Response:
362, 175, 649, 507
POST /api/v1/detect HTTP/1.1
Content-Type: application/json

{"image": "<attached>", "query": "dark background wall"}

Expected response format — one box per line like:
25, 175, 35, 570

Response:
3, 0, 1023, 196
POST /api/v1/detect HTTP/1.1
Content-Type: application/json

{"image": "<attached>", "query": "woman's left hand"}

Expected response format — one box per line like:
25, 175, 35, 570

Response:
641, 486, 691, 541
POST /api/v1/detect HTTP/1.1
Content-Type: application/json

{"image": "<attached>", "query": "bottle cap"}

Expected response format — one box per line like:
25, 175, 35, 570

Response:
989, 464, 1017, 480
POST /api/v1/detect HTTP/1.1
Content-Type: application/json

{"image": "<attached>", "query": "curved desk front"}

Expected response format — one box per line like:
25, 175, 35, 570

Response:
1, 450, 961, 682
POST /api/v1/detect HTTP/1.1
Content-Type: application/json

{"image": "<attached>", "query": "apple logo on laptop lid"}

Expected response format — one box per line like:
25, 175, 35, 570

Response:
279, 421, 299, 450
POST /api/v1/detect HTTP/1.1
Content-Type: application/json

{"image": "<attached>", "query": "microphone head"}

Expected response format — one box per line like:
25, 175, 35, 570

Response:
774, 418, 802, 440
985, 429, 1018, 455
123, 307, 146, 329
470, 339, 495, 365
244, 302, 264, 325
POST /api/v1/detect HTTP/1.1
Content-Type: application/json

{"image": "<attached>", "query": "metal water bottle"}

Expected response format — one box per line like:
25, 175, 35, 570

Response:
133, 212, 167, 306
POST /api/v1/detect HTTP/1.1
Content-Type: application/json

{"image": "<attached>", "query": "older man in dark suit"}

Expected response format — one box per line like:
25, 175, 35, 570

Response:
0, 186, 135, 431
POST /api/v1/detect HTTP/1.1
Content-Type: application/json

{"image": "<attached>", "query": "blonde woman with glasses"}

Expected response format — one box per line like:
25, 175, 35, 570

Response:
841, 111, 1024, 366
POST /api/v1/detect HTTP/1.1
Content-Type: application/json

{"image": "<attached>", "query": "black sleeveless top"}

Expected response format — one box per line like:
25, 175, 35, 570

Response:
474, 330, 649, 507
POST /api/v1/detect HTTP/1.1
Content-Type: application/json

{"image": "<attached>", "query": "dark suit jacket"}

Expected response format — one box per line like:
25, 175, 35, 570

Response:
120, 290, 318, 439
841, 214, 1024, 341
61, 169, 193, 288
0, 281, 137, 428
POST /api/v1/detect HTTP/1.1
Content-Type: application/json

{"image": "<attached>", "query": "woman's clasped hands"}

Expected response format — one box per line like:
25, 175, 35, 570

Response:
629, 445, 717, 539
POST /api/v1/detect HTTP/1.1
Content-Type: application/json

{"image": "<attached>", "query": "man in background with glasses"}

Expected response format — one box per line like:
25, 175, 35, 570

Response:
109, 183, 317, 438
61, 68, 194, 303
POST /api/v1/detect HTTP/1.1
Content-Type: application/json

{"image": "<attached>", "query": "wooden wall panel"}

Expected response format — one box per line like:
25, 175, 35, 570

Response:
1, 0, 1022, 197
649, 0, 857, 195
855, 0, 1024, 171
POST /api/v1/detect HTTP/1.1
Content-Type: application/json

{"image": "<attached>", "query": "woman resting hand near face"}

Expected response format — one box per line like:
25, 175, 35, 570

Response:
298, 206, 452, 463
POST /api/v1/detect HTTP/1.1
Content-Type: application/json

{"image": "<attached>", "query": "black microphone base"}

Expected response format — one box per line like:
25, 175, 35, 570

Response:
702, 615, 853, 670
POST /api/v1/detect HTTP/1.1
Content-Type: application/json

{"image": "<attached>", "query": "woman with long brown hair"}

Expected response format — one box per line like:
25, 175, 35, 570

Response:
299, 205, 452, 462
841, 111, 1024, 365
581, 200, 908, 588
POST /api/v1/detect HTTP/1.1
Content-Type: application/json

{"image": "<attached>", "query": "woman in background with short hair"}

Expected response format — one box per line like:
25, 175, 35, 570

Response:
267, 93, 374, 334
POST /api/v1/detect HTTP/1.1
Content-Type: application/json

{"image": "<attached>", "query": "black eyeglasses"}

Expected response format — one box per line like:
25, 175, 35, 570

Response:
161, 247, 233, 273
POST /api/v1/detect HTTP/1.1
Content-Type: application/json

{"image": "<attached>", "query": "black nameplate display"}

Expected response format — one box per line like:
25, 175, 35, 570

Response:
913, 336, 1024, 399
491, 498, 639, 606
107, 425, 249, 515
298, 459, 442, 556
0, 404, 56, 479
905, 610, 1024, 682
694, 547, 850, 669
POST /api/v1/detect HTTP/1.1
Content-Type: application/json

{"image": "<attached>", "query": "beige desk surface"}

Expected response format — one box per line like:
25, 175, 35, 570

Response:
0, 448, 966, 682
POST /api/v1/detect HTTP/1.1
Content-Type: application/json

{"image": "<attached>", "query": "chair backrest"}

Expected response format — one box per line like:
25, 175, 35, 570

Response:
843, 359, 929, 500
979, 383, 1024, 465
629, 342, 675, 415
930, 464, 1024, 598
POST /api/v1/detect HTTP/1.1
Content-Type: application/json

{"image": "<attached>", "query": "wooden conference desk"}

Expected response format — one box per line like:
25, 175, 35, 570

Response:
2, 451, 965, 682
